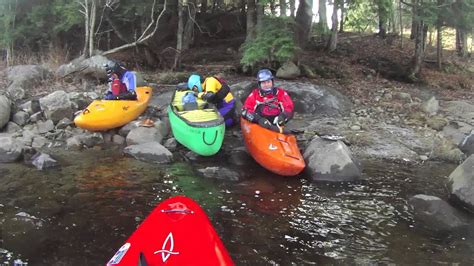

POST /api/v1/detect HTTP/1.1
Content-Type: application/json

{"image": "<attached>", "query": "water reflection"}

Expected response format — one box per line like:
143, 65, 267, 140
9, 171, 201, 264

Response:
0, 148, 473, 265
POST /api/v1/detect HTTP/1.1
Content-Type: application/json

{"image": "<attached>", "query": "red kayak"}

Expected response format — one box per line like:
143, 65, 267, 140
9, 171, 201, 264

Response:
107, 196, 234, 266
241, 118, 305, 176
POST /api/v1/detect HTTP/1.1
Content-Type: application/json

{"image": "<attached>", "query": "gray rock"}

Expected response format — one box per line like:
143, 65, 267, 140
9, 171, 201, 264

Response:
20, 99, 41, 115
5, 122, 21, 133
276, 61, 301, 79
163, 138, 177, 151
56, 117, 73, 130
197, 166, 240, 181
459, 132, 474, 156
0, 135, 23, 162
31, 153, 58, 170
79, 132, 104, 147
112, 134, 125, 145
0, 94, 11, 129
66, 136, 82, 150
56, 55, 109, 80
39, 90, 73, 123
304, 137, 362, 181
32, 136, 48, 149
29, 112, 44, 123
409, 194, 469, 232
6, 65, 52, 100
118, 122, 139, 137
448, 155, 474, 212
124, 142, 173, 164
276, 81, 352, 117
36, 120, 55, 134
394, 92, 412, 102
126, 127, 163, 145
6, 83, 26, 100
12, 111, 29, 126
421, 96, 439, 115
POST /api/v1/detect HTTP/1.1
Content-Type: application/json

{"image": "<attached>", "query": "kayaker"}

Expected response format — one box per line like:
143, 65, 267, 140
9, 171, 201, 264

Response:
241, 68, 294, 132
187, 74, 236, 127
104, 61, 138, 100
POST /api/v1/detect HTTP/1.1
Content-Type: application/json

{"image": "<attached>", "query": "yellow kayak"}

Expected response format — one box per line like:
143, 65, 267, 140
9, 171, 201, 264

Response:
74, 86, 152, 131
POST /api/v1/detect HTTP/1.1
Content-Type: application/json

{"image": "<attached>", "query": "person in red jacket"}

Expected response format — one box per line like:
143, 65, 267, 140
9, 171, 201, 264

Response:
241, 68, 294, 132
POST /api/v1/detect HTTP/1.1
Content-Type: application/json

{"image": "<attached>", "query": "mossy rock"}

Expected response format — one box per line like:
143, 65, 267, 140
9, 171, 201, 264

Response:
426, 116, 448, 131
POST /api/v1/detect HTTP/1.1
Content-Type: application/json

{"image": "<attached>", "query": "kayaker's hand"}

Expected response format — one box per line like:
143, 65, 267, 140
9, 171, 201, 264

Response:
242, 109, 255, 122
258, 117, 272, 129
273, 112, 287, 126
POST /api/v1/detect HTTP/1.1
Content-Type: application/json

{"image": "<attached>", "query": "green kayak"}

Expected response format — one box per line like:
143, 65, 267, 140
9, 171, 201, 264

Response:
168, 90, 225, 156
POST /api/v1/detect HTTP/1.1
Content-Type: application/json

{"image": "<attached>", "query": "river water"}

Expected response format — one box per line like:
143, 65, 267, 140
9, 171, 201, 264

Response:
0, 147, 473, 265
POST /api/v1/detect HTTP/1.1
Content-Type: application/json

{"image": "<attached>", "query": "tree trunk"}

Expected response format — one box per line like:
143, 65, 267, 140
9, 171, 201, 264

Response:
183, 0, 196, 50
318, 0, 328, 34
289, 0, 295, 17
410, 0, 417, 40
295, 0, 313, 48
409, 1, 424, 80
270, 0, 276, 15
174, 1, 184, 70
436, 25, 442, 69
399, 0, 403, 48
246, 0, 257, 41
256, 0, 264, 32
88, 0, 97, 57
377, 0, 387, 38
456, 29, 467, 57
327, 0, 338, 52
422, 24, 428, 51
83, 0, 90, 57
280, 0, 286, 16
339, 1, 344, 33
201, 0, 208, 13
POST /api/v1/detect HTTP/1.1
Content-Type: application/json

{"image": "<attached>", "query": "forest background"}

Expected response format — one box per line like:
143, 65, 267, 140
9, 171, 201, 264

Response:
0, 0, 473, 88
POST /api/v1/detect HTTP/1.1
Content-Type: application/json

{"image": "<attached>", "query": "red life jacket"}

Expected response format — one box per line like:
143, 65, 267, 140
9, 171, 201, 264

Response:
111, 78, 127, 96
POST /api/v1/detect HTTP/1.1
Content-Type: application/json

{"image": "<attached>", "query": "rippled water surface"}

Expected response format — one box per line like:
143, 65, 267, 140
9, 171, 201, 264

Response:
0, 148, 473, 265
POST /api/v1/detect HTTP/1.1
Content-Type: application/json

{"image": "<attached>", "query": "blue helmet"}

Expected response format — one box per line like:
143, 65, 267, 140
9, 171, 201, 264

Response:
257, 69, 274, 95
188, 74, 203, 92
257, 69, 273, 82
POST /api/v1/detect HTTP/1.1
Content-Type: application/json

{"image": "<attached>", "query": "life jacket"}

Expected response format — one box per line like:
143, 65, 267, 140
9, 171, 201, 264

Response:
111, 78, 128, 96
211, 76, 231, 104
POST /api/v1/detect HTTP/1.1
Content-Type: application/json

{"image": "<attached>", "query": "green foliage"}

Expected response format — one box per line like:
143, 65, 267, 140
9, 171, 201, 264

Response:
52, 0, 82, 33
345, 0, 378, 32
240, 17, 298, 69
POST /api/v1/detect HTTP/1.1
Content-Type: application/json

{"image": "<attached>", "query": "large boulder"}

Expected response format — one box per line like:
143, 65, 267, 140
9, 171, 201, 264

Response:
0, 94, 11, 129
124, 142, 173, 164
126, 127, 163, 145
277, 81, 352, 117
39, 90, 73, 123
448, 155, 474, 212
303, 137, 362, 181
276, 61, 301, 79
409, 194, 469, 232
6, 65, 52, 100
232, 81, 352, 117
0, 135, 23, 162
56, 55, 109, 80
459, 132, 474, 156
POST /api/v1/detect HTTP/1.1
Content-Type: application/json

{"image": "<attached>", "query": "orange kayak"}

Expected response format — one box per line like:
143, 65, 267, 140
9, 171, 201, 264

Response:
240, 118, 305, 176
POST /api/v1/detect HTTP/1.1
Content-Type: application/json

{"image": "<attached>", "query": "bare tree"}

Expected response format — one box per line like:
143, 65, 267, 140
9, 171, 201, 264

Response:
102, 0, 168, 56
295, 0, 313, 48
327, 0, 338, 52
289, 0, 295, 17
246, 0, 257, 41
280, 0, 286, 16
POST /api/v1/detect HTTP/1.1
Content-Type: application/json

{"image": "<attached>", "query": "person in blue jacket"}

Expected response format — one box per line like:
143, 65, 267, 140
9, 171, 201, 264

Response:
104, 61, 137, 100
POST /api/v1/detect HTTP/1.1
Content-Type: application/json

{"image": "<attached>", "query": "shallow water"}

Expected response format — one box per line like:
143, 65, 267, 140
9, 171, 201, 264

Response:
0, 148, 473, 265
